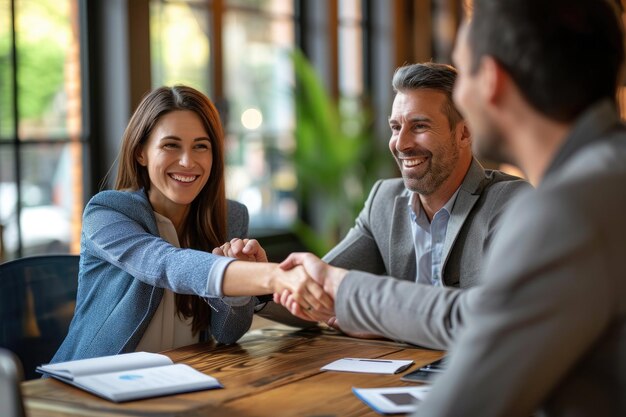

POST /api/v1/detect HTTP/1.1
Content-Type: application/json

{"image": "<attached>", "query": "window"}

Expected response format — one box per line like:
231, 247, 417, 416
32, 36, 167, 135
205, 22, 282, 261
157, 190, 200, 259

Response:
150, 0, 298, 230
338, 0, 363, 98
150, 0, 212, 93
147, 0, 380, 253
0, 0, 86, 261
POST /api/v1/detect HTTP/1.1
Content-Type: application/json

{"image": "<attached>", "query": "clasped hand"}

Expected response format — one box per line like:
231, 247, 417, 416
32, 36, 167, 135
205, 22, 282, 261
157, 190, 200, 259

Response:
213, 240, 339, 319
215, 240, 378, 338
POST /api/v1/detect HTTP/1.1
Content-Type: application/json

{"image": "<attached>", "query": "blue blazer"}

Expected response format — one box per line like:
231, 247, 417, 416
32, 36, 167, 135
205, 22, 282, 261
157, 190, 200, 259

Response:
52, 189, 255, 362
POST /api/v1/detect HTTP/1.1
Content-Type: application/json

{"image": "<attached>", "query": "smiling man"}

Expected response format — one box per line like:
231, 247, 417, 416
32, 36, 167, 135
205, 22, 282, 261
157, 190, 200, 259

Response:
272, 63, 530, 343
278, 1, 625, 413
324, 63, 529, 291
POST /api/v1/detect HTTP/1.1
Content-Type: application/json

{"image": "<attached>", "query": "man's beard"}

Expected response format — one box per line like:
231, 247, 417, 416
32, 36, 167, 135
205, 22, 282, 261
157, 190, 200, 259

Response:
399, 144, 459, 196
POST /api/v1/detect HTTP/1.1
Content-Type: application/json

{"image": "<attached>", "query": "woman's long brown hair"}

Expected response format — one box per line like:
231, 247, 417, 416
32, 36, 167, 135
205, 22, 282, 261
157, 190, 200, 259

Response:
115, 85, 227, 335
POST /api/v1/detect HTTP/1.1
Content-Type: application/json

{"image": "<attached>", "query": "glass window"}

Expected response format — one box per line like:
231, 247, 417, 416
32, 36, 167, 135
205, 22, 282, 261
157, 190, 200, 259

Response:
150, 0, 298, 229
0, 0, 15, 140
150, 0, 211, 93
15, 0, 78, 139
9, 143, 75, 257
338, 0, 363, 97
226, 0, 294, 15
148, 0, 372, 237
0, 146, 16, 259
223, 4, 296, 228
0, 0, 85, 261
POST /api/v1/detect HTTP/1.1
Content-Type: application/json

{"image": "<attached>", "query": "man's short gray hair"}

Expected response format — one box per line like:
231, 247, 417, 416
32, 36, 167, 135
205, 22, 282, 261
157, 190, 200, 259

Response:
392, 63, 463, 128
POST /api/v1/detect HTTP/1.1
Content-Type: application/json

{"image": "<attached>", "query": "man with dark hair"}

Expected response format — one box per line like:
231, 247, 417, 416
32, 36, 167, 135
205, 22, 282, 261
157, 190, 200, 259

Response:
280, 0, 625, 414
409, 0, 626, 415
272, 62, 528, 344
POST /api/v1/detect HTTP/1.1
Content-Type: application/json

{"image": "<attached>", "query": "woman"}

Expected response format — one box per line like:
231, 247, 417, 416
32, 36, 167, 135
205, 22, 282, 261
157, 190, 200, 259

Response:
52, 85, 330, 362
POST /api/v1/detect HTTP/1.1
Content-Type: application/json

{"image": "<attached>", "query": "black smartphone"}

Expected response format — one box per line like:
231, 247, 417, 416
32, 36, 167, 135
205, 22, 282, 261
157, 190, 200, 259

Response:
400, 357, 446, 383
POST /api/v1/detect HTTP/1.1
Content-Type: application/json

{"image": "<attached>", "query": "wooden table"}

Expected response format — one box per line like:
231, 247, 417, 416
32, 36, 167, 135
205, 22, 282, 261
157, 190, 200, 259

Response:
22, 326, 444, 417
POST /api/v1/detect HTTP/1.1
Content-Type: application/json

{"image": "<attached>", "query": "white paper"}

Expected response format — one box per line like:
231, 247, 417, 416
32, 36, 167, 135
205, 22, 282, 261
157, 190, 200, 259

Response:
321, 358, 414, 374
353, 386, 431, 414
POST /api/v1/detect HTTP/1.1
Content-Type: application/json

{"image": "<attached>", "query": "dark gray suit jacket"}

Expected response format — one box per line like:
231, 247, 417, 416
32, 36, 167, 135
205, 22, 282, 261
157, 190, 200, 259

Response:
411, 99, 626, 417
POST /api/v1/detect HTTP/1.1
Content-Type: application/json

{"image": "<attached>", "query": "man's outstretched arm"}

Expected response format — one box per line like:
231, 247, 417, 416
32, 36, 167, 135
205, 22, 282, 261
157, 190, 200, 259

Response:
278, 252, 471, 349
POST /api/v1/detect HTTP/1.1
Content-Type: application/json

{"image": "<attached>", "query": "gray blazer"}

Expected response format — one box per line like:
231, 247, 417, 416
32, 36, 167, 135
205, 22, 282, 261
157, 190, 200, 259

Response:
329, 159, 529, 345
412, 100, 626, 417
325, 159, 529, 289
259, 160, 528, 327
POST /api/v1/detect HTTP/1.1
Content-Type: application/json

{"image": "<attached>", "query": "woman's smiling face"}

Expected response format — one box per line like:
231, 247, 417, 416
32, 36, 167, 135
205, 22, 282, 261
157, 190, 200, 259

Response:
137, 110, 213, 217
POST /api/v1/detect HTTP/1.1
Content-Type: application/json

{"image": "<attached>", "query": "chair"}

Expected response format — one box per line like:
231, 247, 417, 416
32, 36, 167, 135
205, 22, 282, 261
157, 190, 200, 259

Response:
0, 255, 79, 379
0, 348, 27, 417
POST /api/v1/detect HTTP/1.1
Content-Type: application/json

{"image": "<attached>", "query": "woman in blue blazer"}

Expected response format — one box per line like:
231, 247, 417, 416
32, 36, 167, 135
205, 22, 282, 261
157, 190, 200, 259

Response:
52, 85, 331, 362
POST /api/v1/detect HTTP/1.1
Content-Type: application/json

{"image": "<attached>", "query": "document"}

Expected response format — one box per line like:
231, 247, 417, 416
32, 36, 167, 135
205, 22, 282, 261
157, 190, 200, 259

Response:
353, 386, 430, 414
37, 352, 222, 402
321, 358, 414, 374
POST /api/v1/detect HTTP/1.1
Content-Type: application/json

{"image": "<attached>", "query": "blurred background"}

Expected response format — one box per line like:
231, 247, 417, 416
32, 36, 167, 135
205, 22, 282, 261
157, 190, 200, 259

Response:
0, 0, 511, 262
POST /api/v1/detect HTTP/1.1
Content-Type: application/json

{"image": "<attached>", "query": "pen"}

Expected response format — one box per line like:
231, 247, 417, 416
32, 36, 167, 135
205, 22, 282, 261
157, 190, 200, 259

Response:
346, 358, 393, 363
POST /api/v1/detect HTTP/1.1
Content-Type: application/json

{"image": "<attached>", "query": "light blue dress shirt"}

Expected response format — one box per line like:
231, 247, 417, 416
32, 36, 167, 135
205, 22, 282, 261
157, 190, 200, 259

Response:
408, 189, 460, 286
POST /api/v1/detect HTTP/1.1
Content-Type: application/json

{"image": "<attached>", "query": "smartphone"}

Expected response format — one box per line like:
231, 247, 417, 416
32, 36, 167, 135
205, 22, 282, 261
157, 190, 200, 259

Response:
400, 357, 446, 383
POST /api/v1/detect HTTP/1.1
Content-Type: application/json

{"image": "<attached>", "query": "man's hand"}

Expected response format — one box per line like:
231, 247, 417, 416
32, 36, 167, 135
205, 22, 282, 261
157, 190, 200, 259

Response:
270, 265, 334, 313
279, 252, 347, 298
274, 289, 335, 322
213, 238, 268, 262
275, 252, 348, 321
275, 292, 383, 339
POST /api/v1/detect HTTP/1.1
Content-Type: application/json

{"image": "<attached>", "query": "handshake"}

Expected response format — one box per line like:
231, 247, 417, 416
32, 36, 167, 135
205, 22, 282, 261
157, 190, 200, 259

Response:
212, 238, 350, 330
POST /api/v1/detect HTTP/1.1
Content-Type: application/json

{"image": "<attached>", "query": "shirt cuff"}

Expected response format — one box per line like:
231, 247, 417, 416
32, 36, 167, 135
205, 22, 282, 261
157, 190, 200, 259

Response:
207, 256, 236, 297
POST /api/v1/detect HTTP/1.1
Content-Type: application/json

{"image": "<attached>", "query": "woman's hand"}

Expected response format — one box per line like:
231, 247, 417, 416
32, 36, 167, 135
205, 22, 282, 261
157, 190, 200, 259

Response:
213, 238, 268, 262
220, 261, 332, 314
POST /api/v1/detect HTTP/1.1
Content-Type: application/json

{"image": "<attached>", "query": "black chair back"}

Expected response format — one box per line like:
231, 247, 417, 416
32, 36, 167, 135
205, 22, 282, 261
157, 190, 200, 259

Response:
0, 255, 79, 379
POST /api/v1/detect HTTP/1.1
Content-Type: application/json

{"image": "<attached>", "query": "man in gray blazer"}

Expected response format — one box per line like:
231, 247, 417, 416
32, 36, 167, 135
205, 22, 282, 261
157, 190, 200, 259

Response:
326, 63, 528, 291
272, 63, 528, 340
282, 0, 626, 415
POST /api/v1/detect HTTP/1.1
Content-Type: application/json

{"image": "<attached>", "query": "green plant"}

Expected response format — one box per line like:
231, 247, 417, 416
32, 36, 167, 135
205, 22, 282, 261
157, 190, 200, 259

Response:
291, 49, 388, 256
